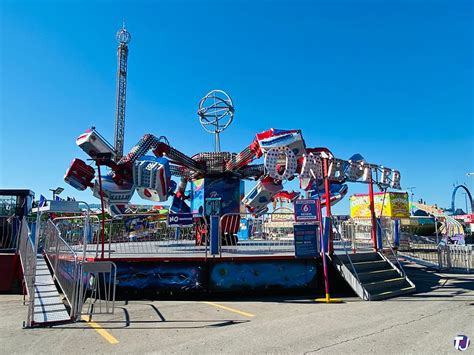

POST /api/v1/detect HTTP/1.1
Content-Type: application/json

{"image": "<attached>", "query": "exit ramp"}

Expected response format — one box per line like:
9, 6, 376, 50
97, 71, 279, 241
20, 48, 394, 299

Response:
330, 252, 416, 301
32, 255, 70, 325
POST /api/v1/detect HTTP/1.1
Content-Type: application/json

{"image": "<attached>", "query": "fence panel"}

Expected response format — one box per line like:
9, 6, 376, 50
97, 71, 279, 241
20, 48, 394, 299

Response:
340, 219, 375, 252
0, 215, 21, 250
44, 219, 83, 318
17, 217, 36, 327
104, 214, 199, 257
438, 245, 473, 272
219, 212, 297, 256
53, 216, 100, 257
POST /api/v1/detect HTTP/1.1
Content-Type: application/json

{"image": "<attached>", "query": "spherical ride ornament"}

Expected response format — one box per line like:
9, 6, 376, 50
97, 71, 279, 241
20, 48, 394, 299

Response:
116, 27, 131, 44
198, 90, 234, 134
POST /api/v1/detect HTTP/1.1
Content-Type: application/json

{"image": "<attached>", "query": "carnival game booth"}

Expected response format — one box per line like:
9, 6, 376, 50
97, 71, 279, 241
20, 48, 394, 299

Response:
340, 192, 410, 251
0, 189, 34, 292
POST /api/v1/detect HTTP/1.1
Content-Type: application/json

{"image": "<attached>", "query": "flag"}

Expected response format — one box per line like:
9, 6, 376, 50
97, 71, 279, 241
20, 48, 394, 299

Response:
38, 195, 46, 207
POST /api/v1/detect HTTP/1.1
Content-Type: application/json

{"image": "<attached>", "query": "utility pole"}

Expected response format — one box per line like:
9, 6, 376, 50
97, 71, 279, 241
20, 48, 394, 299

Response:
406, 187, 416, 215
467, 173, 474, 192
114, 24, 131, 161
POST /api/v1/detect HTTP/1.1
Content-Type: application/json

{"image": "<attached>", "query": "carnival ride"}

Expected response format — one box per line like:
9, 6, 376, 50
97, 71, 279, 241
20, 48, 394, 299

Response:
410, 184, 474, 239
64, 89, 404, 246
5, 25, 416, 331
411, 202, 464, 237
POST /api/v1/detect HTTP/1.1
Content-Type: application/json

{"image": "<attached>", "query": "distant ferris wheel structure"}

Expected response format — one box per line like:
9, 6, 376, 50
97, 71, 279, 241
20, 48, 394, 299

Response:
197, 90, 234, 152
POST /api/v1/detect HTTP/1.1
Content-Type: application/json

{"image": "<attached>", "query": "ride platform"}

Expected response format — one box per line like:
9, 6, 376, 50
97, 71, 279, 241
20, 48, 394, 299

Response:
75, 240, 322, 299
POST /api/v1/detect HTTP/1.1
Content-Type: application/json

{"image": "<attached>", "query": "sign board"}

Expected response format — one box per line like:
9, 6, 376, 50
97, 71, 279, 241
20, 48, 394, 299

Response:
294, 199, 318, 222
294, 223, 318, 257
34, 200, 81, 213
350, 192, 409, 218
453, 214, 474, 223
205, 197, 221, 216
167, 213, 194, 227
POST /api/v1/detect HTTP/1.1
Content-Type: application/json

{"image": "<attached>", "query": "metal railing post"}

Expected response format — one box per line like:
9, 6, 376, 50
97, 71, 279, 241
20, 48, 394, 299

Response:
15, 217, 21, 253
108, 220, 112, 259
465, 247, 469, 273
447, 246, 452, 270
54, 230, 60, 278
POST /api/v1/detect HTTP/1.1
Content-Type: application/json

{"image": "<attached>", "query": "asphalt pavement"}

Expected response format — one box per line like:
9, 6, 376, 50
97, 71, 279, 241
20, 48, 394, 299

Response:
1, 261, 473, 354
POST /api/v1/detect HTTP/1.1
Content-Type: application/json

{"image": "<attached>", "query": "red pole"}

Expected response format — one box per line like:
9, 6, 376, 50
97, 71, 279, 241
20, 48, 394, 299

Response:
316, 198, 323, 250
367, 167, 377, 251
323, 158, 333, 254
315, 158, 343, 304
323, 159, 331, 217
317, 197, 330, 298
96, 162, 106, 259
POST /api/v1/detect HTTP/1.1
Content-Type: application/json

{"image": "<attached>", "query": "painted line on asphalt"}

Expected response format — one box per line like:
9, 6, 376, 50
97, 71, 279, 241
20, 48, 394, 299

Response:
203, 301, 256, 318
81, 315, 119, 344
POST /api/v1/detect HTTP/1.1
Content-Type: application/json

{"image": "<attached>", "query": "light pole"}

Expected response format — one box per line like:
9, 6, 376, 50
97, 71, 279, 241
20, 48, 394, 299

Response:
467, 173, 474, 193
406, 187, 416, 215
49, 187, 64, 200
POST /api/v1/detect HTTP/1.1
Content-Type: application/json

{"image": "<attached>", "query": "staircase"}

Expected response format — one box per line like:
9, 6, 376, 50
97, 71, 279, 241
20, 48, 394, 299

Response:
331, 251, 416, 301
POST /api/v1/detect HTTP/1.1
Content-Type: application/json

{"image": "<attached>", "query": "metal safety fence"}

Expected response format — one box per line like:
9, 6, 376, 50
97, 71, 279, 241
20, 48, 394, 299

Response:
219, 212, 297, 255
44, 218, 117, 318
340, 219, 377, 252
339, 217, 402, 252
352, 218, 474, 273
103, 213, 197, 258
400, 243, 439, 266
81, 212, 302, 258
438, 245, 473, 273
80, 261, 117, 317
0, 215, 21, 250
17, 217, 36, 327
53, 215, 100, 257
43, 219, 83, 318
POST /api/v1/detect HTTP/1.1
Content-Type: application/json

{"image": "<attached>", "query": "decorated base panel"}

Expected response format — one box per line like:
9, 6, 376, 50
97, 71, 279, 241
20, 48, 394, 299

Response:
104, 257, 319, 298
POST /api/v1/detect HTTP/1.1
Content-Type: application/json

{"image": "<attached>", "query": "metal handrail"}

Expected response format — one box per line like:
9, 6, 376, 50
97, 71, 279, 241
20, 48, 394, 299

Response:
17, 217, 36, 327
108, 213, 156, 258
377, 219, 406, 278
53, 215, 100, 257
53, 215, 100, 223
331, 220, 361, 284
104, 212, 196, 257
0, 215, 21, 251
52, 221, 76, 277
44, 219, 83, 319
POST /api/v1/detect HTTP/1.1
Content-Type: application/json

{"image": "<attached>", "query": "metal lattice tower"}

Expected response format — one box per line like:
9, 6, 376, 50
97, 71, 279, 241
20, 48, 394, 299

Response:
114, 24, 131, 161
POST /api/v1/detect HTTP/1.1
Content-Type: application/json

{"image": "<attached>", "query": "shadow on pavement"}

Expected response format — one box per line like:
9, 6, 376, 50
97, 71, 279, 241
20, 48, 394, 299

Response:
393, 261, 474, 301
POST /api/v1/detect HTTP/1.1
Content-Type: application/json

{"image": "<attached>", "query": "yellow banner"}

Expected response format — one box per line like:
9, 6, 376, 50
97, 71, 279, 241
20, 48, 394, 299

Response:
350, 192, 409, 218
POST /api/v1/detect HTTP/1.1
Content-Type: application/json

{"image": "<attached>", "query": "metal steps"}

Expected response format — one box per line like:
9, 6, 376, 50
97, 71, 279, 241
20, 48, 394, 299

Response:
32, 256, 70, 325
331, 251, 416, 301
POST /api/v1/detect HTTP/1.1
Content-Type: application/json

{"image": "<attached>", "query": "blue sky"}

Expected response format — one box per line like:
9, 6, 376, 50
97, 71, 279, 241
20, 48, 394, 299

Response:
0, 0, 472, 214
